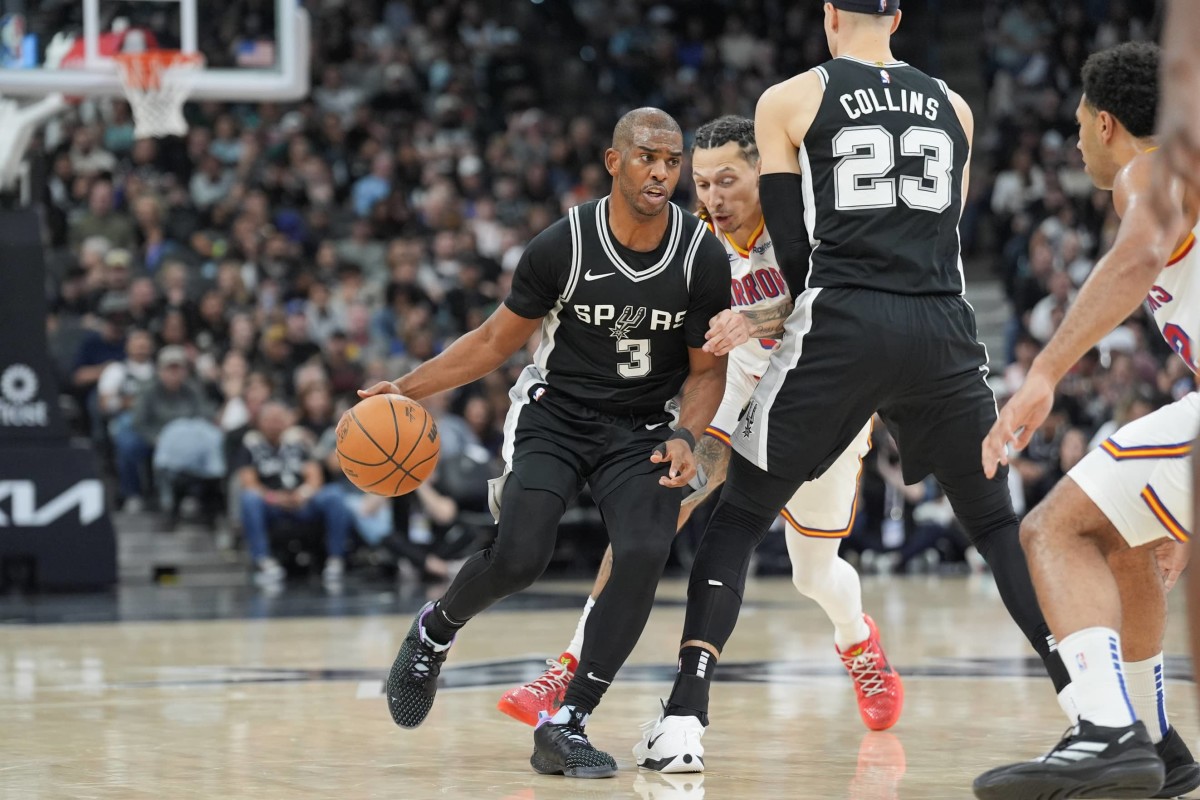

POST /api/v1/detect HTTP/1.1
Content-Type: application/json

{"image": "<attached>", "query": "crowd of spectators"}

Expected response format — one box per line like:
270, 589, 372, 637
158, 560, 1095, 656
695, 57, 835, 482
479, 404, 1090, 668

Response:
30, 0, 1185, 584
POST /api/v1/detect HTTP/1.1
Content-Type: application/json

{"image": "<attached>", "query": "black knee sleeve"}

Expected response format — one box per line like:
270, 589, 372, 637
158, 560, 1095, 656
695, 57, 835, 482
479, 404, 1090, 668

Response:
678, 497, 776, 653
440, 473, 564, 621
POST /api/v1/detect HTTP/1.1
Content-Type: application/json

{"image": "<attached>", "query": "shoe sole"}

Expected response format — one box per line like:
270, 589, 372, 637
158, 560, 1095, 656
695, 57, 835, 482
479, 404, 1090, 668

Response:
530, 751, 617, 779
496, 697, 540, 727
635, 751, 705, 774
1154, 762, 1200, 799
973, 758, 1166, 800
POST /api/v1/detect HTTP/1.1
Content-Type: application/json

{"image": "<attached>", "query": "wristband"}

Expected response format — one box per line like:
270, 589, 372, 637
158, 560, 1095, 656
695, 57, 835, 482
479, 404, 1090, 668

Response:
653, 428, 696, 458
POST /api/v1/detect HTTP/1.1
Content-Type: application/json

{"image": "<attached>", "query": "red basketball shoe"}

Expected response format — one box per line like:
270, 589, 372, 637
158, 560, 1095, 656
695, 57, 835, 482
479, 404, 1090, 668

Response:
496, 653, 577, 726
837, 615, 903, 731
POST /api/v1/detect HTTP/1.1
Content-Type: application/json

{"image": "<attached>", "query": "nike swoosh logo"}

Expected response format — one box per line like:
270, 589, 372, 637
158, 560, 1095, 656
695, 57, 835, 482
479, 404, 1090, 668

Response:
647, 733, 665, 749
584, 270, 615, 281
646, 421, 669, 431
586, 671, 611, 684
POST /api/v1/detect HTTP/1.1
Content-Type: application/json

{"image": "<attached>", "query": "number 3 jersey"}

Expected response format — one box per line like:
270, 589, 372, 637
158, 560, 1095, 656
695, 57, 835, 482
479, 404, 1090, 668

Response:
798, 56, 970, 296
1148, 221, 1200, 372
505, 198, 730, 415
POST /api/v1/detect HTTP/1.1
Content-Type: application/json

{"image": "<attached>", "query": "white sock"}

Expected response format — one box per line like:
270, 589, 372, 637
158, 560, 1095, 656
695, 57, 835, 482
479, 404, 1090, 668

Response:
565, 596, 595, 661
1060, 627, 1136, 728
1124, 654, 1168, 743
1057, 685, 1079, 724
785, 531, 870, 649
550, 704, 586, 725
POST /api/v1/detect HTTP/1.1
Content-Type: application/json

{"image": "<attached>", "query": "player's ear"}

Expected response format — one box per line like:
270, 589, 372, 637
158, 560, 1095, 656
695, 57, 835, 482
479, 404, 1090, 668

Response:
604, 147, 621, 178
1096, 110, 1115, 145
890, 9, 902, 34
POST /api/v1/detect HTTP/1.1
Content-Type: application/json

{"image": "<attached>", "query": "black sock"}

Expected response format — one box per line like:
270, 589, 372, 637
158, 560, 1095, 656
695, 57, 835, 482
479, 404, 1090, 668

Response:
422, 600, 466, 645
664, 646, 716, 725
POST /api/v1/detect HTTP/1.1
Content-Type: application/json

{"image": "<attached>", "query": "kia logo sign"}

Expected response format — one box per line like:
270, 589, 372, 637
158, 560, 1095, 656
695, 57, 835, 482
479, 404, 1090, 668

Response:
0, 480, 105, 526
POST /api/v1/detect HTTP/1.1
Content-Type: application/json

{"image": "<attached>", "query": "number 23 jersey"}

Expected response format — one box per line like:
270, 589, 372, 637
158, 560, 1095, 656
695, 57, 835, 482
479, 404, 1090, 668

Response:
505, 198, 731, 415
798, 56, 970, 296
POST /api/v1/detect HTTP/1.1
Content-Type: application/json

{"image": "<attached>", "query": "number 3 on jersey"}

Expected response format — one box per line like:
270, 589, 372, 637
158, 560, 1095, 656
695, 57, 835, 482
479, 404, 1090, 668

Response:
617, 338, 651, 378
833, 125, 954, 212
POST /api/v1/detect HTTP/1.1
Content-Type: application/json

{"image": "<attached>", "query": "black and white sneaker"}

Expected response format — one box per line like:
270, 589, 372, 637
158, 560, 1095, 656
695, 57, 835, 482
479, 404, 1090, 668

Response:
973, 720, 1164, 800
385, 601, 453, 729
530, 707, 618, 779
1154, 726, 1200, 799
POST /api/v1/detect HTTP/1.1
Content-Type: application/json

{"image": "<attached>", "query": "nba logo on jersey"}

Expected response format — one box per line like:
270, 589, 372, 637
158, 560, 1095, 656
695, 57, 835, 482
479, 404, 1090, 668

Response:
879, 69, 891, 85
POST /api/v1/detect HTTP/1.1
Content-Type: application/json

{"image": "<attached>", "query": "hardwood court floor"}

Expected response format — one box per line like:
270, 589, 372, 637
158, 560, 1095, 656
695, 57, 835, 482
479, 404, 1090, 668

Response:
1, 575, 1196, 800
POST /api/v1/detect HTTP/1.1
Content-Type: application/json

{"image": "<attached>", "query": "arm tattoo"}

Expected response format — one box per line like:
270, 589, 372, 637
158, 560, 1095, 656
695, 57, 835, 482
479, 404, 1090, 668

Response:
681, 435, 730, 510
740, 302, 794, 338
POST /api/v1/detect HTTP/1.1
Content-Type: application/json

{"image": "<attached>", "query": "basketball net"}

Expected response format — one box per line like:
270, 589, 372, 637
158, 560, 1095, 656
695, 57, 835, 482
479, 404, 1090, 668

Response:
114, 50, 203, 139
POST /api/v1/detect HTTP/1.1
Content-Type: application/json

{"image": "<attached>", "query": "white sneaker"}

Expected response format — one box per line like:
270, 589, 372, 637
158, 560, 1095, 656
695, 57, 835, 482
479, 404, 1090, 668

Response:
322, 556, 345, 584
633, 707, 705, 773
254, 557, 285, 586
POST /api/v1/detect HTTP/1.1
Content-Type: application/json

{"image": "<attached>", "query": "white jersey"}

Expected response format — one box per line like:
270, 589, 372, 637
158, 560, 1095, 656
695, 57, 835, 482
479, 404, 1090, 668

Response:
704, 217, 793, 378
1147, 223, 1200, 372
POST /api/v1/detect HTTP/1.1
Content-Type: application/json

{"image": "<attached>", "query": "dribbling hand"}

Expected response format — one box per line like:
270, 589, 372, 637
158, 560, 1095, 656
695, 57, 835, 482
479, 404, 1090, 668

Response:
703, 310, 752, 357
651, 438, 696, 488
358, 381, 405, 399
981, 371, 1056, 479
1156, 539, 1190, 592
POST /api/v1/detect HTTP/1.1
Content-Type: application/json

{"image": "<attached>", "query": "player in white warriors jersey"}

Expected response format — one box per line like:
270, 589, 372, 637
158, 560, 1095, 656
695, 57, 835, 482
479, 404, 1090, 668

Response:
977, 43, 1200, 800
496, 117, 902, 761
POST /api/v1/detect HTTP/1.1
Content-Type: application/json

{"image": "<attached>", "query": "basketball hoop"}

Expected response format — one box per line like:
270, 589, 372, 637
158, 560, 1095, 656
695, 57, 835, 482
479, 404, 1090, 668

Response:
114, 50, 203, 139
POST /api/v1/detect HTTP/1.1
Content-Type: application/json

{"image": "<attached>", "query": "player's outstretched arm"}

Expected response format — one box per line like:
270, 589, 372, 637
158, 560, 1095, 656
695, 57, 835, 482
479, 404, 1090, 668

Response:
652, 347, 726, 489
982, 154, 1185, 476
359, 305, 541, 402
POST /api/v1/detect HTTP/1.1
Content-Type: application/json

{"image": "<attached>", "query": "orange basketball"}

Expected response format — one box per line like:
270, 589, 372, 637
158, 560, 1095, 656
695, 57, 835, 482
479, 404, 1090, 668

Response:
336, 394, 440, 496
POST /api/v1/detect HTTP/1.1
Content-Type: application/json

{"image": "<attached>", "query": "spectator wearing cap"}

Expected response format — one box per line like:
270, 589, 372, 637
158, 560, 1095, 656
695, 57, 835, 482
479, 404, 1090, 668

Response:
69, 179, 136, 251
114, 346, 214, 510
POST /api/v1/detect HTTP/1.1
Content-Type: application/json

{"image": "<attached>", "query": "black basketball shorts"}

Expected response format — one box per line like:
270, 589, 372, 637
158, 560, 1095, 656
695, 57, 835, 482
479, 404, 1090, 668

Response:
496, 365, 680, 507
734, 286, 998, 490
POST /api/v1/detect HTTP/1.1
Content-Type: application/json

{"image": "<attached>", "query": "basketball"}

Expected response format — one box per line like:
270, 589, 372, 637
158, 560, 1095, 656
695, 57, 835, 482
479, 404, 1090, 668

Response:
336, 394, 440, 496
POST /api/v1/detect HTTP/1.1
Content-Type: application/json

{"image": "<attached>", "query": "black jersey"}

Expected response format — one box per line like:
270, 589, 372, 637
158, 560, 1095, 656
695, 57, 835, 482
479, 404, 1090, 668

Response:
504, 198, 730, 415
797, 56, 970, 296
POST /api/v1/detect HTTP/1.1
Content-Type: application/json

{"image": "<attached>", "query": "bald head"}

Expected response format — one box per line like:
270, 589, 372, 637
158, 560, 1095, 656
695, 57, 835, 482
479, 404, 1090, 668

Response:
612, 107, 682, 151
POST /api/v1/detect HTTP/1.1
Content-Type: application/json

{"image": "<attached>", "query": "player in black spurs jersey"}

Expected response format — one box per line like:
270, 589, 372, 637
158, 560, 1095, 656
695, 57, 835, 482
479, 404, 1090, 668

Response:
641, 0, 1079, 761
363, 107, 730, 778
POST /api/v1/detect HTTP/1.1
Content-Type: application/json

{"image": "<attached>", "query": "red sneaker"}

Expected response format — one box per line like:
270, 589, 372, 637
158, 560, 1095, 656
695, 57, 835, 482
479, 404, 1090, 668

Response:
837, 615, 903, 731
496, 653, 577, 726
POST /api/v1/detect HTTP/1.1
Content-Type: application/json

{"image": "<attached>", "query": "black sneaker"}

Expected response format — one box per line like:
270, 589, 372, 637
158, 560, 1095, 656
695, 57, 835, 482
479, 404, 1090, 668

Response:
973, 720, 1165, 800
1154, 726, 1200, 799
530, 707, 618, 779
385, 602, 452, 729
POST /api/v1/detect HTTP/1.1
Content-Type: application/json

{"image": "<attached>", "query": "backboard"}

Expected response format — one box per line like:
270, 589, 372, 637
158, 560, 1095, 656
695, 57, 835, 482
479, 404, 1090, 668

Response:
0, 0, 309, 102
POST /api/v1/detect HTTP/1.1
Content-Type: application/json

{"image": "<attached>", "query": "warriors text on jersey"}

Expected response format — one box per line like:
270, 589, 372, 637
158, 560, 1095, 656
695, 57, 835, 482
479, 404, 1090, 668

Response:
797, 56, 970, 296
704, 215, 792, 376
1147, 223, 1200, 372
504, 198, 730, 415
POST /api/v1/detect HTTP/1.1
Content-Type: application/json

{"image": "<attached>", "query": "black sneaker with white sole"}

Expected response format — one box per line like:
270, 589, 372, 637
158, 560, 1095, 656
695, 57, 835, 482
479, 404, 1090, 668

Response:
973, 719, 1164, 800
1154, 726, 1200, 799
530, 707, 618, 779
385, 601, 452, 729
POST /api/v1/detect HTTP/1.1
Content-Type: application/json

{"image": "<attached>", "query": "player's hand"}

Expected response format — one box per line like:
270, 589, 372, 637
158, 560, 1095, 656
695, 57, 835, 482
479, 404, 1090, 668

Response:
651, 438, 696, 488
357, 381, 404, 399
1156, 539, 1190, 592
703, 310, 752, 357
981, 370, 1056, 479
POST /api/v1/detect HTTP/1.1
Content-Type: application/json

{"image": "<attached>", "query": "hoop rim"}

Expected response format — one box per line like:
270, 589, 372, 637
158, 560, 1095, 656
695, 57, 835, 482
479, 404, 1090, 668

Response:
113, 50, 205, 90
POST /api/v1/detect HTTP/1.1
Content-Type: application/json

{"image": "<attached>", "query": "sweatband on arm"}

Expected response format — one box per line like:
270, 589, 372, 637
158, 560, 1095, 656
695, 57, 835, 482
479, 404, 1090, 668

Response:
759, 172, 811, 288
